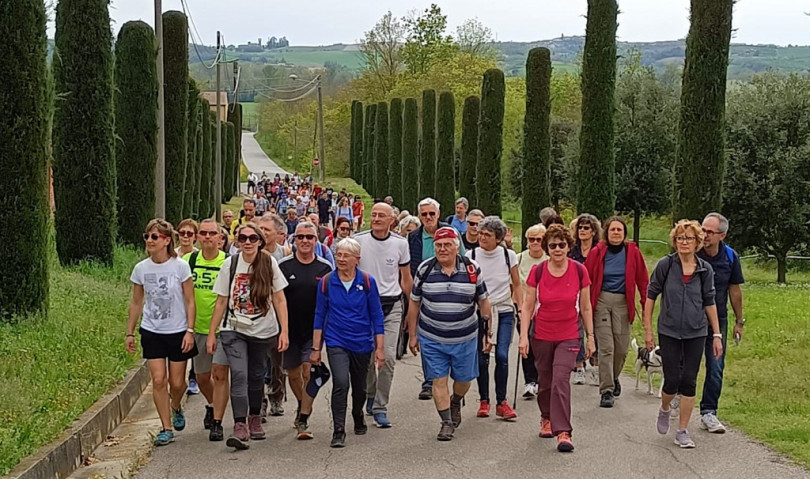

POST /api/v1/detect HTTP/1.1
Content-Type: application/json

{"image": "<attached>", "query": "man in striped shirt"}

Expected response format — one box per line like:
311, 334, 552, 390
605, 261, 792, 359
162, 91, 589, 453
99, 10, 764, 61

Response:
406, 227, 492, 442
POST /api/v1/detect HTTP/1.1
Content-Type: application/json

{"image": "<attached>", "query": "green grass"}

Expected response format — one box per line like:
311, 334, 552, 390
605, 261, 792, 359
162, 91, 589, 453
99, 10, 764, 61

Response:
0, 243, 143, 475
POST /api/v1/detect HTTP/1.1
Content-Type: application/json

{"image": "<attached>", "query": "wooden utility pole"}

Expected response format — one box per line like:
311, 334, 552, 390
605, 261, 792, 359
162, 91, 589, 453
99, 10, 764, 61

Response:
215, 31, 222, 222
154, 0, 166, 217
316, 75, 325, 182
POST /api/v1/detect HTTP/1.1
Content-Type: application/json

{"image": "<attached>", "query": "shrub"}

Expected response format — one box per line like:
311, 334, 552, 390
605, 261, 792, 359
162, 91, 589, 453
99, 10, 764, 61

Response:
436, 91, 456, 214
388, 98, 404, 204
402, 98, 420, 212
162, 11, 189, 225
476, 69, 505, 216
227, 103, 243, 196
184, 78, 200, 219
419, 89, 437, 199
459, 95, 480, 206
363, 103, 376, 194
198, 99, 212, 218
522, 48, 552, 245
373, 102, 389, 199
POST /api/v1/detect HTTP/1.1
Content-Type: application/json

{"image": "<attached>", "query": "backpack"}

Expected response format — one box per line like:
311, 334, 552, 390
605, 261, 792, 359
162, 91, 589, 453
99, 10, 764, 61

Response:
320, 271, 371, 297
222, 252, 240, 328
418, 255, 479, 286
532, 260, 586, 303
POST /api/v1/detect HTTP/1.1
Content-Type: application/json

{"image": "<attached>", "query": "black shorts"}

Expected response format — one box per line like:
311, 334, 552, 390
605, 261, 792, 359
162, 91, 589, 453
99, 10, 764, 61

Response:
140, 328, 198, 362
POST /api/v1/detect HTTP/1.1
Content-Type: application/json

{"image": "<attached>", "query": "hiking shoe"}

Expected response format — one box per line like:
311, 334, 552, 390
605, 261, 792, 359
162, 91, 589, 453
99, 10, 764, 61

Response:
186, 378, 200, 395
373, 412, 392, 428
365, 397, 374, 416
437, 421, 455, 441
248, 414, 266, 440
260, 396, 268, 423
613, 379, 622, 397
477, 400, 490, 417
293, 409, 300, 429
269, 401, 284, 417
495, 400, 517, 420
675, 429, 696, 448
354, 417, 368, 435
657, 407, 672, 435
296, 421, 314, 440
154, 429, 174, 446
330, 430, 346, 448
450, 397, 463, 428
209, 422, 224, 442
600, 392, 615, 408
523, 383, 537, 399
700, 413, 727, 434
226, 423, 250, 450
557, 431, 574, 452
172, 408, 186, 431
572, 368, 586, 385
539, 418, 554, 438
418, 386, 433, 400
203, 405, 214, 430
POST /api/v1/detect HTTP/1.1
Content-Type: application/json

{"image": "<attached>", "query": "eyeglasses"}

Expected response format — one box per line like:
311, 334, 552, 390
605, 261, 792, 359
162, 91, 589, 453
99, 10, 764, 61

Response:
527, 237, 543, 243
702, 228, 720, 236
468, 221, 479, 227
238, 234, 260, 244
178, 230, 195, 238
198, 230, 219, 237
143, 233, 168, 241
296, 234, 317, 241
420, 211, 437, 218
338, 227, 351, 232
675, 236, 696, 243
434, 242, 455, 250
578, 225, 592, 231
547, 242, 567, 250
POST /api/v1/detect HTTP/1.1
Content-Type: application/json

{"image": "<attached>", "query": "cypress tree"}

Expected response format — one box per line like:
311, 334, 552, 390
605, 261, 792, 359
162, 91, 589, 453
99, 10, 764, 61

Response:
476, 69, 506, 217
673, 0, 734, 220
114, 21, 158, 247
388, 98, 404, 204
577, 0, 618, 220
402, 98, 420, 212
192, 108, 204, 218
355, 101, 365, 185
53, 0, 116, 265
436, 91, 456, 214
227, 103, 243, 196
523, 48, 552, 243
1, 0, 50, 317
223, 121, 235, 202
363, 103, 376, 195
419, 89, 437, 200
208, 111, 218, 214
349, 100, 359, 182
162, 11, 189, 225
374, 102, 389, 199
199, 99, 212, 218
459, 96, 480, 205
183, 78, 200, 219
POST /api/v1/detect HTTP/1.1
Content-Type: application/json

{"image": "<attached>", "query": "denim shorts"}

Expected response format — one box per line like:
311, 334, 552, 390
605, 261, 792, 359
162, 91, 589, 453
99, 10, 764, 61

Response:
419, 334, 479, 383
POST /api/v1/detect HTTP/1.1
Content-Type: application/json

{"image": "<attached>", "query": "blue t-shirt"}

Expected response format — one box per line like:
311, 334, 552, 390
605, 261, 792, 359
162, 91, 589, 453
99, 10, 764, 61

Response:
449, 215, 468, 234
697, 242, 744, 320
602, 249, 626, 293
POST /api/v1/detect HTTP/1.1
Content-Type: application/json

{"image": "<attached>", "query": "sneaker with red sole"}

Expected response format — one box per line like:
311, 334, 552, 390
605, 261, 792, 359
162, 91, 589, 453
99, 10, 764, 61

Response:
495, 401, 517, 420
477, 400, 490, 417
557, 431, 574, 452
539, 418, 554, 438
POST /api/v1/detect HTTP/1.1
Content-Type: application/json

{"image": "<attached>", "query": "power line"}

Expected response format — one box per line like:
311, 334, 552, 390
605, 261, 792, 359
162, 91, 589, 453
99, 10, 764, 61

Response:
255, 84, 318, 102
180, 0, 220, 69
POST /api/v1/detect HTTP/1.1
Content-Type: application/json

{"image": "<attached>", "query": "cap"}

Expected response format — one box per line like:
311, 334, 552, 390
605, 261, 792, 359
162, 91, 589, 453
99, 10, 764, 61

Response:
306, 363, 331, 398
434, 227, 458, 241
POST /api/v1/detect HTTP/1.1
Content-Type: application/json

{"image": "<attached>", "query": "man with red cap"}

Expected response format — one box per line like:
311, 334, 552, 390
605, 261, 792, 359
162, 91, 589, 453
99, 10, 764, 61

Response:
406, 227, 492, 441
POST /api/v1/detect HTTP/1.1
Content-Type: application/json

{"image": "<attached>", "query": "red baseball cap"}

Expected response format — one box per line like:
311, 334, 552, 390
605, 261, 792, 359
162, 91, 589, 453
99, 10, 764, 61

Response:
434, 227, 458, 241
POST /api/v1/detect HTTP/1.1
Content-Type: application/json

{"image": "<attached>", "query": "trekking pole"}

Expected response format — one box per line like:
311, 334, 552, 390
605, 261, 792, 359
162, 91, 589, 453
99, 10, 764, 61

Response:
512, 306, 521, 409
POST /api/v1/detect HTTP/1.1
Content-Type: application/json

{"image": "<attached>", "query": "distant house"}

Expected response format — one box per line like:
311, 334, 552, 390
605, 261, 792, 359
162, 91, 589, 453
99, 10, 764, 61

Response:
201, 91, 228, 122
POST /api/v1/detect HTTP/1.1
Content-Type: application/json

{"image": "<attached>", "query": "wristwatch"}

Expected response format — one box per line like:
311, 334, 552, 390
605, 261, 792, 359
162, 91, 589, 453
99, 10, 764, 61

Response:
736, 317, 746, 326
311, 347, 321, 352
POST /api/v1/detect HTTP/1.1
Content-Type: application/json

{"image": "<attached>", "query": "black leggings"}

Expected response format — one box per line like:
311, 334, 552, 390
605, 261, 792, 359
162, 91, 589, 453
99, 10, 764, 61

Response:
658, 334, 704, 397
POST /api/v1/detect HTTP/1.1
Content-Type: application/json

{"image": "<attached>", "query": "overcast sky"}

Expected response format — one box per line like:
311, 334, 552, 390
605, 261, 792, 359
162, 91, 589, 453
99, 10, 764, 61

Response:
65, 0, 809, 46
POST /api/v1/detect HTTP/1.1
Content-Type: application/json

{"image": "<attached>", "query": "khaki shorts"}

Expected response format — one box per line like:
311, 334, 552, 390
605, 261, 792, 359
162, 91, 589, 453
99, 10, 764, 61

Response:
193, 333, 229, 374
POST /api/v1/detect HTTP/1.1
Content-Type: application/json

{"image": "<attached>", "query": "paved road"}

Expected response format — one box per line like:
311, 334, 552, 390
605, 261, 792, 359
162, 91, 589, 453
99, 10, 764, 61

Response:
242, 131, 288, 179
134, 345, 807, 479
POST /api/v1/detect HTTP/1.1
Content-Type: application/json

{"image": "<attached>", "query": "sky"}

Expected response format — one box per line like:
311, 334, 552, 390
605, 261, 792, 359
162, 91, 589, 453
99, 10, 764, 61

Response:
55, 0, 809, 47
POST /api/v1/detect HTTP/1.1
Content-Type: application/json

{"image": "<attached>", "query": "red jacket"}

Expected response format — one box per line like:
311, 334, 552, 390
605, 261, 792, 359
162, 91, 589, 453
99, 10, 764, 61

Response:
584, 241, 649, 323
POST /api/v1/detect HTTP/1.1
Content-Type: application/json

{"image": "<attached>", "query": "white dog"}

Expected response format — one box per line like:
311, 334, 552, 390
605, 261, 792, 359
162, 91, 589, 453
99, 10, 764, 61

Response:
631, 338, 664, 398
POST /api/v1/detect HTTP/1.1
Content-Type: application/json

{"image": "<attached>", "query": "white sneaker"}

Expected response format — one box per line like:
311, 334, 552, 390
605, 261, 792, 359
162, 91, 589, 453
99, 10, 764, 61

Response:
572, 368, 586, 385
532, 383, 539, 395
670, 394, 681, 418
523, 383, 537, 399
588, 366, 600, 386
700, 413, 727, 433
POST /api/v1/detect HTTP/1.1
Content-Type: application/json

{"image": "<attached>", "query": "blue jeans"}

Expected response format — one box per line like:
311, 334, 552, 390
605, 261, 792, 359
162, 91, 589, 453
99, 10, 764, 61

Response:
700, 318, 728, 415
477, 311, 514, 403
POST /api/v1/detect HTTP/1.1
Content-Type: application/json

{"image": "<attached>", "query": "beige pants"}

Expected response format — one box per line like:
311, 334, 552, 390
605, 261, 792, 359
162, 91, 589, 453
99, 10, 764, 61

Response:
594, 291, 631, 395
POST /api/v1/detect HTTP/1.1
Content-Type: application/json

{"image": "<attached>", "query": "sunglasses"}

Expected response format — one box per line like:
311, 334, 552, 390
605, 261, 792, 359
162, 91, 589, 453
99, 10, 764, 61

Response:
237, 234, 260, 244
420, 212, 437, 218
527, 237, 543, 243
296, 234, 317, 241
468, 221, 479, 227
338, 227, 351, 232
198, 230, 219, 237
578, 225, 592, 231
547, 242, 567, 250
143, 233, 168, 241
178, 230, 196, 238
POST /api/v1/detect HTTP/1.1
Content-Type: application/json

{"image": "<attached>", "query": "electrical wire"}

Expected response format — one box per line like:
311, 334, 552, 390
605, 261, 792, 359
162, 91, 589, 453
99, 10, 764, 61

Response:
255, 84, 318, 102
253, 77, 318, 94
180, 0, 220, 69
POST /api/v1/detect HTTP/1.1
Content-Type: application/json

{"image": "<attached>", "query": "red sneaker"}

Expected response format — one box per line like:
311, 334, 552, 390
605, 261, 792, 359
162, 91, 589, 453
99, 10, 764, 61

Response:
539, 418, 554, 438
477, 400, 490, 417
495, 400, 518, 420
557, 431, 574, 452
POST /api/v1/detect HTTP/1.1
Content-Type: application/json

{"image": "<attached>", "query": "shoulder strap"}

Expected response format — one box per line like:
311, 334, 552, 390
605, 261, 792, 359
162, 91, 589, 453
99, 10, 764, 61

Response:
223, 253, 240, 328
459, 255, 478, 284
724, 244, 735, 264
471, 247, 476, 261
321, 271, 332, 297
502, 245, 510, 268
189, 251, 199, 271
363, 272, 371, 292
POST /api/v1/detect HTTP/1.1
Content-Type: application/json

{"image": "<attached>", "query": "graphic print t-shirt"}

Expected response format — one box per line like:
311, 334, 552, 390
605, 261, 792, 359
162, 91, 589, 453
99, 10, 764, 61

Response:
213, 254, 288, 339
130, 257, 192, 334
184, 251, 227, 335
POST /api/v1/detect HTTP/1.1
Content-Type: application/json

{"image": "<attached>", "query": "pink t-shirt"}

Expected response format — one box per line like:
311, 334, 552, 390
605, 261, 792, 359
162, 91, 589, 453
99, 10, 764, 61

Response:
526, 259, 590, 342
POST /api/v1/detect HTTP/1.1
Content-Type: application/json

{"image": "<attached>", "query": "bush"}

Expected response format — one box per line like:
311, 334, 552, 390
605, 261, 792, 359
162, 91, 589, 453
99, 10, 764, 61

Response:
199, 99, 212, 218
350, 100, 362, 183
53, 0, 116, 265
184, 78, 200, 219
476, 69, 505, 216
0, 0, 50, 318
459, 95, 480, 206
209, 111, 218, 214
373, 102, 389, 199
388, 98, 404, 204
436, 91, 456, 214
162, 11, 189, 225
223, 121, 235, 201
402, 98, 420, 212
363, 103, 376, 194
227, 103, 243, 196
419, 89, 437, 200
522, 48, 552, 245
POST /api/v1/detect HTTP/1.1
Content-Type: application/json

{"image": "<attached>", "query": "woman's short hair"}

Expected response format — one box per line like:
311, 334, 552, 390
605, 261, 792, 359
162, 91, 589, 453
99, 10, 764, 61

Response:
542, 224, 575, 252
336, 237, 361, 256
670, 219, 705, 251
544, 214, 565, 228
524, 223, 547, 238
398, 215, 421, 233
602, 216, 628, 242
145, 218, 177, 258
455, 197, 469, 210
478, 216, 508, 241
177, 218, 199, 233
574, 213, 602, 242
334, 217, 351, 233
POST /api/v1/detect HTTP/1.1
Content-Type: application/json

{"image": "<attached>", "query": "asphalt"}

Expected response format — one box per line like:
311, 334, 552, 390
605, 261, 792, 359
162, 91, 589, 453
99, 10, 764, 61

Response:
242, 131, 288, 179
133, 345, 808, 479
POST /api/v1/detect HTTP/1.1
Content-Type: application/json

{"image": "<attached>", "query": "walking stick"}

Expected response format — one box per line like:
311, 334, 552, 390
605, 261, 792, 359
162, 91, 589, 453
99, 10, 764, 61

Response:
512, 306, 521, 409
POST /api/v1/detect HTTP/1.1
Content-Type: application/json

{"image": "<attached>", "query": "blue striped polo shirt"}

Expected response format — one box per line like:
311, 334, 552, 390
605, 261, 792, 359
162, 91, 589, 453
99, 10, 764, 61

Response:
411, 256, 489, 344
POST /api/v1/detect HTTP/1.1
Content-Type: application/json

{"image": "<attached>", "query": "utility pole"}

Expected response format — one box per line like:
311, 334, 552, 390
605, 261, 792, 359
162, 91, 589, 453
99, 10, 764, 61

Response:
233, 61, 239, 196
214, 31, 222, 222
154, 0, 165, 217
316, 74, 325, 183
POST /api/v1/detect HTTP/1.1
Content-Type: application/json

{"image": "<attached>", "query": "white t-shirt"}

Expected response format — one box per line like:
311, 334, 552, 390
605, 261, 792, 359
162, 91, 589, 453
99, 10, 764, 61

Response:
213, 254, 288, 339
466, 247, 518, 313
130, 257, 192, 334
355, 231, 410, 297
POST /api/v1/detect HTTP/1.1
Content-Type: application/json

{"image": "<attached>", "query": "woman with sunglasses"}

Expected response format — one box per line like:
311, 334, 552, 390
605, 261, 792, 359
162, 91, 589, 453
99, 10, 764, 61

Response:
515, 223, 547, 399
126, 219, 198, 447
176, 219, 199, 257
207, 223, 290, 450
518, 224, 594, 453
568, 213, 602, 384
331, 217, 353, 254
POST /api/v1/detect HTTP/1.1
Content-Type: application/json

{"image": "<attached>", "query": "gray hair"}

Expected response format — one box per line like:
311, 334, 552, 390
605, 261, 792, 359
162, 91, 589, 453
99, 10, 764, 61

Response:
468, 209, 485, 220
295, 221, 318, 236
478, 216, 508, 241
455, 197, 469, 209
418, 197, 440, 212
398, 215, 421, 232
256, 214, 286, 233
703, 212, 729, 233
539, 207, 557, 224
336, 237, 361, 256
524, 223, 547, 238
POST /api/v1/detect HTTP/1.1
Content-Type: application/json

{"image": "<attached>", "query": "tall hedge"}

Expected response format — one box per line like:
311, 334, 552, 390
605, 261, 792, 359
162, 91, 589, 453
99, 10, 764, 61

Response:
436, 91, 456, 213
183, 78, 200, 219
53, 0, 116, 265
373, 102, 390, 199
349, 100, 361, 182
199, 99, 212, 218
114, 21, 158, 247
388, 98, 404, 204
577, 0, 618, 220
523, 48, 552, 244
227, 103, 243, 196
673, 0, 734, 220
1, 0, 50, 317
419, 89, 437, 200
459, 96, 480, 205
402, 98, 420, 212
363, 103, 376, 194
192, 107, 204, 218
162, 11, 188, 225
209, 111, 218, 214
476, 69, 506, 217
223, 121, 235, 202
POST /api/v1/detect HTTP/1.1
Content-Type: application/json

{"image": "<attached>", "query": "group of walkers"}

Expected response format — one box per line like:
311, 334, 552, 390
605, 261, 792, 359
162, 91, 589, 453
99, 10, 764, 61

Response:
127, 186, 745, 452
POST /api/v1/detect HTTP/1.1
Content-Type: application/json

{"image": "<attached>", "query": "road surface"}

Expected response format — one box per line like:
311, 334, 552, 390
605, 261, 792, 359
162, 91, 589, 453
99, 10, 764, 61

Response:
242, 131, 288, 180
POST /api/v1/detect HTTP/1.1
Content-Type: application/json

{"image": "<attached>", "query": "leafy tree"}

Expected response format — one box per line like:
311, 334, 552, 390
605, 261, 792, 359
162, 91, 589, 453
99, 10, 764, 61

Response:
373, 102, 389, 199
724, 73, 810, 283
523, 48, 552, 240
359, 11, 405, 97
184, 78, 200, 219
1, 0, 50, 317
459, 95, 480, 204
163, 11, 189, 225
578, 0, 618, 221
436, 91, 456, 213
476, 68, 505, 216
456, 18, 498, 60
419, 89, 437, 199
199, 99, 212, 218
673, 0, 734, 221
402, 4, 456, 76
363, 103, 376, 194
53, 0, 116, 265
114, 21, 158, 246
402, 98, 420, 211
388, 98, 404, 203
